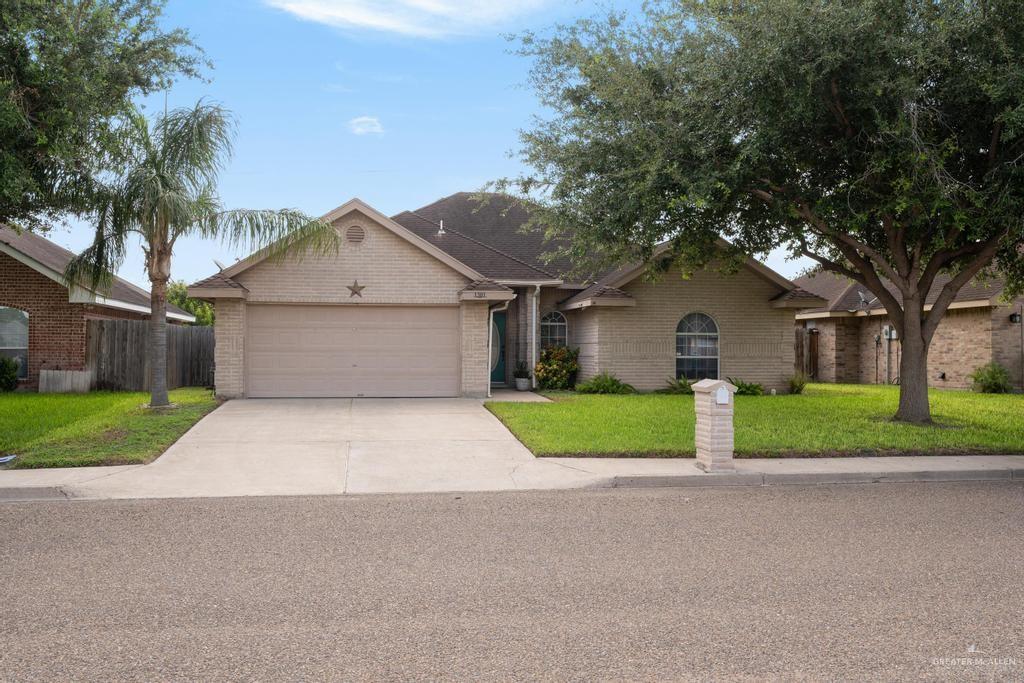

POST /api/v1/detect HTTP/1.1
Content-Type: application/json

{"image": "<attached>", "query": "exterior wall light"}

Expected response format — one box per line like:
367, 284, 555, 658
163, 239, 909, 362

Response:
1011, 312, 1023, 324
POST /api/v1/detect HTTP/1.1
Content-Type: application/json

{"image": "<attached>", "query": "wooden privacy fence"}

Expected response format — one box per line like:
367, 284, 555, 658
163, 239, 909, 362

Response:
86, 319, 214, 391
794, 326, 819, 379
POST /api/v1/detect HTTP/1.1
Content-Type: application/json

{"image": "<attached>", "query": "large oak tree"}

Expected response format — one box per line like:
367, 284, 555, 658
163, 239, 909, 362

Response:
1, 0, 203, 231
503, 0, 1024, 423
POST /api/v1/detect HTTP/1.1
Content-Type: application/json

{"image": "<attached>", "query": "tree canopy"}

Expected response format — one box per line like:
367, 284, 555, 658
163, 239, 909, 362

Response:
168, 280, 213, 326
504, 0, 1024, 422
0, 0, 205, 231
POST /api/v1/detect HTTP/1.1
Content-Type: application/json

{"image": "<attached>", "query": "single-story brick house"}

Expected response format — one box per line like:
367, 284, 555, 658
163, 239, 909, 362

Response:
794, 270, 1024, 390
188, 193, 824, 399
0, 227, 194, 389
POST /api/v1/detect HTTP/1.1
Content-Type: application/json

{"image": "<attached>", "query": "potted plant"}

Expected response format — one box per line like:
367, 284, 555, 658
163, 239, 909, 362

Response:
513, 361, 532, 391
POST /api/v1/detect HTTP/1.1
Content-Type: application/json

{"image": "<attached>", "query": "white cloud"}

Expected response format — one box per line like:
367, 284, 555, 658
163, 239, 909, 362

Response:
267, 0, 551, 38
321, 83, 354, 93
349, 116, 384, 135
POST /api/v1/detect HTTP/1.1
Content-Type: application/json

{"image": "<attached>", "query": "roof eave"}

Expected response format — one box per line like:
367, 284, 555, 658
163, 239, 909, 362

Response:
494, 279, 564, 287
187, 286, 248, 301
796, 297, 996, 320
773, 296, 828, 309
560, 297, 636, 311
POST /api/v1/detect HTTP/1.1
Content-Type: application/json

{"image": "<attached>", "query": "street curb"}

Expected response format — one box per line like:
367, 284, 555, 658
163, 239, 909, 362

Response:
612, 468, 1022, 489
0, 486, 68, 502
613, 473, 765, 488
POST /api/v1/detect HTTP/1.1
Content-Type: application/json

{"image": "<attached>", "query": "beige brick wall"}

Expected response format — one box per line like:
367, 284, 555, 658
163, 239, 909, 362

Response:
991, 299, 1024, 391
234, 209, 470, 304
811, 318, 860, 383
848, 307, 997, 389
928, 307, 994, 389
213, 299, 245, 398
571, 308, 600, 379
591, 265, 797, 392
210, 208, 495, 397
460, 301, 489, 396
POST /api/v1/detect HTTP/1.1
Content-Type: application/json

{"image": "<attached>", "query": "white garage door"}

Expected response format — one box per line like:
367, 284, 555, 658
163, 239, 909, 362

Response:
246, 305, 460, 398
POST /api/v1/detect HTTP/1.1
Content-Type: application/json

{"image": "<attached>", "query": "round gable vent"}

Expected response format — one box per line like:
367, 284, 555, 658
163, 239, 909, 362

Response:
345, 225, 366, 245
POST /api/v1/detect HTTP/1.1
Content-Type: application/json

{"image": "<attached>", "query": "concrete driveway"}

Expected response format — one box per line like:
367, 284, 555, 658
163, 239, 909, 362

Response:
66, 397, 600, 499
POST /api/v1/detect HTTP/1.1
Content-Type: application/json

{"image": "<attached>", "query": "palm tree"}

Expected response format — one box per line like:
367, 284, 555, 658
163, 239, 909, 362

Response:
66, 101, 338, 407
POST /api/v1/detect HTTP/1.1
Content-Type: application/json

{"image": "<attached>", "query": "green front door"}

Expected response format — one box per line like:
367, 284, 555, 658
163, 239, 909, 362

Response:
490, 311, 506, 383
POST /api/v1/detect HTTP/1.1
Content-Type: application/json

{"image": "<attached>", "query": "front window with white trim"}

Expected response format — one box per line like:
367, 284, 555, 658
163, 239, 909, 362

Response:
540, 311, 567, 348
676, 313, 718, 381
0, 306, 29, 379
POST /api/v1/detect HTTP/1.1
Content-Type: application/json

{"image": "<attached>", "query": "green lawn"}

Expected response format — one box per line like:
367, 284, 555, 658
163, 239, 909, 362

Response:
0, 388, 219, 468
486, 384, 1024, 457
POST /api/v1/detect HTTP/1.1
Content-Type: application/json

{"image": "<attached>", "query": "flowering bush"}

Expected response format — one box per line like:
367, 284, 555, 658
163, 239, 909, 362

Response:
534, 346, 579, 390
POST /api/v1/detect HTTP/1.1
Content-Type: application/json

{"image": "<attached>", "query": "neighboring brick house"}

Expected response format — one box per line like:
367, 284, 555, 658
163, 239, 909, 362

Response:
189, 194, 823, 399
794, 270, 1024, 390
0, 227, 194, 389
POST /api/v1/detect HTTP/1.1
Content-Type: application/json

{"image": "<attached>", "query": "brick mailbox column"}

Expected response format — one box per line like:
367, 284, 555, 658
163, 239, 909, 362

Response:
692, 379, 738, 472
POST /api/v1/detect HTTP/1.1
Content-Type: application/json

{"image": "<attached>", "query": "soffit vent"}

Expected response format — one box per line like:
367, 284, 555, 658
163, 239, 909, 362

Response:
345, 225, 366, 245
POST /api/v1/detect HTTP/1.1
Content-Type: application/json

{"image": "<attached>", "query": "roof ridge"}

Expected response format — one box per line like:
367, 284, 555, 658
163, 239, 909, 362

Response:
831, 280, 860, 311
403, 209, 559, 280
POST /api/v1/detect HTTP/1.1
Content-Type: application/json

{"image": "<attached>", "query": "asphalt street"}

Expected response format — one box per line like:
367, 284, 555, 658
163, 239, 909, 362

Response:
2, 482, 1023, 681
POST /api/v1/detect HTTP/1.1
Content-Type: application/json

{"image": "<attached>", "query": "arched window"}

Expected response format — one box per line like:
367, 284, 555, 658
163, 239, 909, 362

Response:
0, 306, 29, 379
676, 313, 718, 381
540, 311, 568, 348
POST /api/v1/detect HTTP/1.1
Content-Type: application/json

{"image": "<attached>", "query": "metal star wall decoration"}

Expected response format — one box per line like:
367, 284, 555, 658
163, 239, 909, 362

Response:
347, 280, 365, 298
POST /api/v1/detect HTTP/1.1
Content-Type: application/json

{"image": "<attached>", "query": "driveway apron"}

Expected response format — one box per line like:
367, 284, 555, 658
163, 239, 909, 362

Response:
67, 398, 598, 499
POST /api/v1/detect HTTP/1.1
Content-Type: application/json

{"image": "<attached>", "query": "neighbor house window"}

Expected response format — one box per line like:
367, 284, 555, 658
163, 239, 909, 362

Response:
540, 311, 567, 348
0, 306, 28, 379
676, 313, 718, 381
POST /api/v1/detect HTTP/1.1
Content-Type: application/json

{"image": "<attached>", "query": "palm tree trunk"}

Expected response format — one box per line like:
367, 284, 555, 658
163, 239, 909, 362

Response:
149, 277, 170, 407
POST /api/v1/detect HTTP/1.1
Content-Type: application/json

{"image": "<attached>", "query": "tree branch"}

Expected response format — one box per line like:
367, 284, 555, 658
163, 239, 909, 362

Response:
794, 201, 905, 288
884, 213, 911, 279
829, 78, 854, 139
922, 231, 1008, 341
988, 120, 1003, 168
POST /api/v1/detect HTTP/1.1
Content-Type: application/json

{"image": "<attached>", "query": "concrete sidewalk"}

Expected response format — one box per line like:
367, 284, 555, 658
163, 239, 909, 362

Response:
555, 454, 1024, 487
2, 393, 1023, 501
2, 452, 1023, 501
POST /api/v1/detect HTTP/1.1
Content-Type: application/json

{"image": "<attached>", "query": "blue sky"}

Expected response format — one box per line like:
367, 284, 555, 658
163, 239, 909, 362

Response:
57, 0, 806, 288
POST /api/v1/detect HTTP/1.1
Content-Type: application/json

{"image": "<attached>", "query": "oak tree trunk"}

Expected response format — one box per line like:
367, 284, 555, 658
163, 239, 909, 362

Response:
149, 276, 170, 408
893, 299, 931, 424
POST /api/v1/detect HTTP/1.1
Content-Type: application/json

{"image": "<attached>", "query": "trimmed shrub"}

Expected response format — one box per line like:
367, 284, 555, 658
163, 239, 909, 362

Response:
727, 377, 764, 396
534, 346, 579, 390
576, 372, 636, 394
788, 372, 809, 395
656, 377, 693, 394
0, 357, 19, 392
969, 362, 1013, 394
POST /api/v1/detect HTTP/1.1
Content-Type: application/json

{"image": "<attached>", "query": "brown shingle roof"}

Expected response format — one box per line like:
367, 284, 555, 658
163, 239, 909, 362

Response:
461, 279, 513, 293
190, 271, 247, 290
0, 226, 191, 317
794, 270, 1005, 314
391, 209, 554, 281
392, 193, 574, 280
562, 285, 634, 307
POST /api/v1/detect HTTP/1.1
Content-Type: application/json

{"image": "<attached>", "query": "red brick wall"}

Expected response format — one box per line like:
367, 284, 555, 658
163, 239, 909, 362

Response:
0, 252, 87, 388
0, 253, 163, 389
